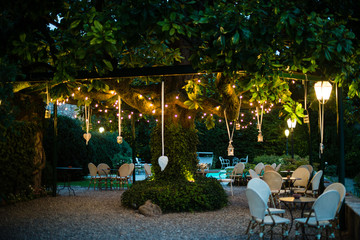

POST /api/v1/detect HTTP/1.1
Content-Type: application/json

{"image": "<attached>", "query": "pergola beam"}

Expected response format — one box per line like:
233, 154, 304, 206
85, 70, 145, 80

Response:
19, 65, 324, 82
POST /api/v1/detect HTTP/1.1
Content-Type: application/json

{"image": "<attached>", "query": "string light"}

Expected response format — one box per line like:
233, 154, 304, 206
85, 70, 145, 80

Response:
175, 96, 179, 99
175, 114, 178, 118
152, 109, 156, 114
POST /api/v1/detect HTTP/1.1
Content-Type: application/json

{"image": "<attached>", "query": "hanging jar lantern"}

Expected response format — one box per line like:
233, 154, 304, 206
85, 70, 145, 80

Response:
235, 121, 241, 130
45, 109, 51, 119
227, 142, 234, 156
257, 132, 263, 142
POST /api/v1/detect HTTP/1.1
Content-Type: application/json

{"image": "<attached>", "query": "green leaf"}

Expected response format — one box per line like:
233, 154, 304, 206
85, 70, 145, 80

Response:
337, 43, 342, 53
170, 28, 175, 36
220, 35, 225, 47
93, 20, 103, 31
19, 33, 26, 42
170, 12, 176, 21
70, 20, 81, 29
103, 59, 113, 71
232, 31, 239, 44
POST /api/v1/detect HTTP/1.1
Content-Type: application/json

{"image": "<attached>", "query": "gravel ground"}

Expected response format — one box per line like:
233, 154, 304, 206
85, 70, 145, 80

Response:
0, 186, 324, 240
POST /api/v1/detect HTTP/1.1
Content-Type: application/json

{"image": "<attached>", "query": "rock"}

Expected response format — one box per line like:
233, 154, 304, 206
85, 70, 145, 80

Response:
138, 200, 162, 217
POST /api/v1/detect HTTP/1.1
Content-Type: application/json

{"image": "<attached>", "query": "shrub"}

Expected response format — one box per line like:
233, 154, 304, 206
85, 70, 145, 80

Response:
252, 154, 311, 171
121, 176, 228, 213
0, 121, 38, 203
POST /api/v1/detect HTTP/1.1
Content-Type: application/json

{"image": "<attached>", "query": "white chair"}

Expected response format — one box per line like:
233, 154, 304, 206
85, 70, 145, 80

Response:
246, 188, 290, 239
248, 178, 285, 215
219, 156, 230, 169
294, 170, 323, 197
254, 162, 265, 175
275, 163, 282, 172
249, 169, 260, 179
294, 190, 340, 240
271, 163, 277, 169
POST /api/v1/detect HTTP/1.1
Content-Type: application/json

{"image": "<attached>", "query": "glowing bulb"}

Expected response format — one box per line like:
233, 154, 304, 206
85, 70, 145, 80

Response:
77, 87, 80, 91
219, 119, 222, 122
175, 114, 178, 118
216, 106, 220, 110
188, 116, 191, 119
250, 102, 253, 106
99, 127, 105, 133
97, 120, 100, 123
149, 103, 153, 107
139, 94, 143, 99
109, 120, 112, 123
105, 109, 108, 113
240, 96, 243, 99
95, 104, 98, 107
165, 104, 168, 108
128, 115, 131, 119
232, 85, 235, 88
152, 109, 155, 114
85, 97, 88, 100
139, 113, 142, 117
71, 93, 75, 97
176, 96, 179, 99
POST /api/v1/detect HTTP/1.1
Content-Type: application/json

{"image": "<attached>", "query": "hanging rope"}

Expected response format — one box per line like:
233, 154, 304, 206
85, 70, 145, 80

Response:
45, 82, 51, 118
256, 106, 264, 133
117, 95, 123, 144
161, 81, 165, 156
236, 96, 242, 129
224, 109, 235, 144
158, 80, 168, 171
84, 103, 91, 145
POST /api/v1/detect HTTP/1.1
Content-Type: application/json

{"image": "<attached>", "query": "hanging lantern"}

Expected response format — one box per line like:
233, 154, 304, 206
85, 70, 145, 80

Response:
257, 132, 263, 142
235, 121, 241, 130
117, 135, 123, 144
303, 114, 309, 123
227, 142, 234, 156
45, 109, 51, 119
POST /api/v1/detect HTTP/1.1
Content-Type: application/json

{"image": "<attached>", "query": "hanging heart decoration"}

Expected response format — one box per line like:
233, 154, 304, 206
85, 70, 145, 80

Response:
158, 156, 168, 171
83, 133, 91, 145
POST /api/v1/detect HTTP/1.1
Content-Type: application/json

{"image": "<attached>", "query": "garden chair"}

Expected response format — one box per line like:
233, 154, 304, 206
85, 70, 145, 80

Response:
232, 157, 240, 166
229, 162, 245, 185
247, 178, 285, 216
294, 190, 340, 240
306, 165, 313, 175
264, 165, 275, 172
115, 163, 130, 189
245, 188, 290, 239
128, 163, 135, 184
294, 170, 323, 197
291, 166, 310, 189
219, 156, 230, 169
275, 163, 282, 172
304, 182, 346, 238
262, 171, 284, 207
249, 169, 260, 179
271, 163, 277, 169
88, 163, 100, 190
254, 162, 265, 175
144, 163, 152, 178
97, 163, 111, 189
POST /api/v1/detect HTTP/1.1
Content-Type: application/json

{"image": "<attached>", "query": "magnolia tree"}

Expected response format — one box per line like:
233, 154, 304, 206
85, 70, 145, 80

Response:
2, 0, 360, 180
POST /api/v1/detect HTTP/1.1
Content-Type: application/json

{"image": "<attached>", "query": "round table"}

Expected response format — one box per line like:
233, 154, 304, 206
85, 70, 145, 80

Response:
279, 196, 317, 232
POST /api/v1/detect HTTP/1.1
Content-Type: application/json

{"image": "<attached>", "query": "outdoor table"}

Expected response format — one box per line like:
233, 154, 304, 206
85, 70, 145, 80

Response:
56, 167, 83, 196
279, 196, 317, 232
282, 177, 301, 195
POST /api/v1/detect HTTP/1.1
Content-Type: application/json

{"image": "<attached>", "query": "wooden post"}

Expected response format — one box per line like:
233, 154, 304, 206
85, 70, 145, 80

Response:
52, 103, 58, 197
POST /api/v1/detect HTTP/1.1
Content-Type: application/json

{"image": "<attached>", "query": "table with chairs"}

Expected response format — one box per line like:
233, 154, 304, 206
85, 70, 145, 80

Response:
244, 164, 346, 239
88, 162, 135, 190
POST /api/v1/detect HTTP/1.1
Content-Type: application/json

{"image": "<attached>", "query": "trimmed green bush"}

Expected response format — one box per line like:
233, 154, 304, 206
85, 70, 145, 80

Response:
121, 175, 228, 212
0, 121, 38, 202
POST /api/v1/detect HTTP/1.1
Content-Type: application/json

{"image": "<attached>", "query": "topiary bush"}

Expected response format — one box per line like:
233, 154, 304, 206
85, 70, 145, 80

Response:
121, 175, 228, 212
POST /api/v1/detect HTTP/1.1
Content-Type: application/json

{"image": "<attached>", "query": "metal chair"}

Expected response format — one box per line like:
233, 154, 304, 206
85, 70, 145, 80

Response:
219, 156, 230, 169
294, 190, 340, 240
246, 188, 290, 239
294, 170, 323, 197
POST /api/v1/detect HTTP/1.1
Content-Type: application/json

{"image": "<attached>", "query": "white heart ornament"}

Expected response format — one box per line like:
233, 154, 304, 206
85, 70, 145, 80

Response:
158, 156, 168, 171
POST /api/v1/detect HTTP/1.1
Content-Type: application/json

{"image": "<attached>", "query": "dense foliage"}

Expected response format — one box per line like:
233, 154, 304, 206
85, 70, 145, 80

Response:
150, 123, 199, 181
121, 176, 228, 213
0, 121, 38, 202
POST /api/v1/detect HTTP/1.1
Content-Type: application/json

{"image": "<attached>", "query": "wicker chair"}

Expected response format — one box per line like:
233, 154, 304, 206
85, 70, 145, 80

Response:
97, 163, 111, 189
88, 163, 100, 190
229, 163, 245, 185
294, 170, 323, 197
